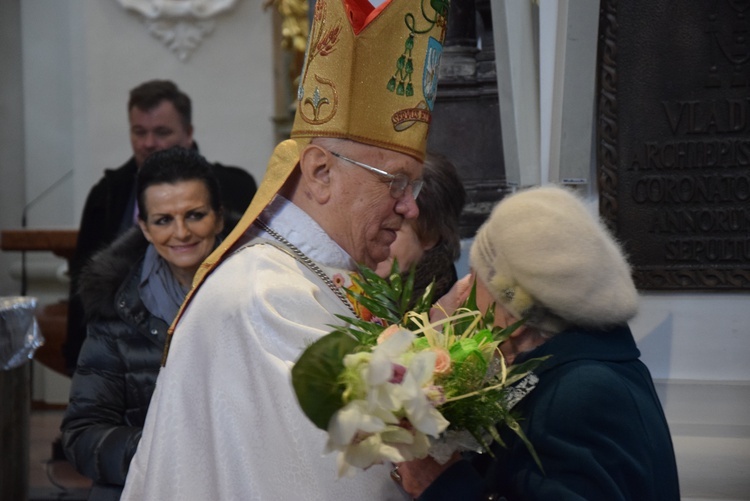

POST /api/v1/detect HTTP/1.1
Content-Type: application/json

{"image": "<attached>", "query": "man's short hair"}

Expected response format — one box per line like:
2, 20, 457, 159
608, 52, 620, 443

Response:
128, 80, 192, 130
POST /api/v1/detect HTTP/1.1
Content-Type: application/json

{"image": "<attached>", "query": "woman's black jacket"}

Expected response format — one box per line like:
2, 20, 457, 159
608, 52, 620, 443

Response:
60, 227, 163, 499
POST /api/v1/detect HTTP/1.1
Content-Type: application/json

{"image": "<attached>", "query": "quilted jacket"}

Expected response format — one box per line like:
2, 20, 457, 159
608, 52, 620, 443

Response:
61, 227, 163, 500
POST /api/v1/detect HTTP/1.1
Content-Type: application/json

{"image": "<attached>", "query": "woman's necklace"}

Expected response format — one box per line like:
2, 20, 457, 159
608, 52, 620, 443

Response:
253, 219, 357, 316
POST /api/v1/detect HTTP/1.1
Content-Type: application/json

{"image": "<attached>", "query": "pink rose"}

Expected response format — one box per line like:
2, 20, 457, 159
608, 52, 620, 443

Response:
433, 348, 452, 375
377, 324, 401, 344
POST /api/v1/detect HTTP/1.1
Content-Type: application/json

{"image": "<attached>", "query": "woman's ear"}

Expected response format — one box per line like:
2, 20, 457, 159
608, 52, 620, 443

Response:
137, 219, 152, 242
214, 210, 225, 236
298, 144, 333, 204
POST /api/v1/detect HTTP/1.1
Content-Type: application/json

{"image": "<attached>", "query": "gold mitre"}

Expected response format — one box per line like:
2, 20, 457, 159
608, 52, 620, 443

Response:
292, 0, 449, 161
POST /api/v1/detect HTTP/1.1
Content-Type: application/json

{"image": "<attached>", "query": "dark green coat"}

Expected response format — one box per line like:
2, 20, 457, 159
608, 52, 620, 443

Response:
419, 325, 680, 501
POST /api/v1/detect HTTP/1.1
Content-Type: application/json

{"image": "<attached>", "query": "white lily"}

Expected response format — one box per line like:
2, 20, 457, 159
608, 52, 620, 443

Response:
397, 351, 450, 437
327, 400, 396, 448
367, 328, 414, 386
334, 424, 410, 477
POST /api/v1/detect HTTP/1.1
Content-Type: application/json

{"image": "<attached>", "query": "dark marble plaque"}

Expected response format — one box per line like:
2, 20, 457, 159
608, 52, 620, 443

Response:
597, 0, 750, 290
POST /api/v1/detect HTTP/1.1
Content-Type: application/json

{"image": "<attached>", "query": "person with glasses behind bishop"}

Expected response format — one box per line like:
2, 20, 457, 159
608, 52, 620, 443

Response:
121, 0, 451, 499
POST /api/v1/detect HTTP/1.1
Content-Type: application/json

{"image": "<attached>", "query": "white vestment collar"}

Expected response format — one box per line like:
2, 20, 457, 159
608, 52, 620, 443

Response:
256, 195, 358, 271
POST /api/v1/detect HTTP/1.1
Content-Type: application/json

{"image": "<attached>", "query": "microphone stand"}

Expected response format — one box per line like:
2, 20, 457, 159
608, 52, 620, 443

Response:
20, 170, 74, 296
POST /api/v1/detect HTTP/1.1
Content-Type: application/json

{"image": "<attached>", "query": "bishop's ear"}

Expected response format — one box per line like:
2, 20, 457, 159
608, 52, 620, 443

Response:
298, 144, 333, 203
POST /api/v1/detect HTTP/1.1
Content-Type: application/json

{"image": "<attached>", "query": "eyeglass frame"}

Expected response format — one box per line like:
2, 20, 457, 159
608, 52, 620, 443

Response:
328, 150, 424, 200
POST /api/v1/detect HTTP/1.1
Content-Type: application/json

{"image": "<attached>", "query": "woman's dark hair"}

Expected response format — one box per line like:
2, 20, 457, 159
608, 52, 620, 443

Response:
407, 152, 466, 302
136, 146, 223, 220
414, 152, 466, 261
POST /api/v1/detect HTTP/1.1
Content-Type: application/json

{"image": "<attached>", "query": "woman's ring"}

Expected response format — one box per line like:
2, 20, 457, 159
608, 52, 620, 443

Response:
390, 466, 402, 484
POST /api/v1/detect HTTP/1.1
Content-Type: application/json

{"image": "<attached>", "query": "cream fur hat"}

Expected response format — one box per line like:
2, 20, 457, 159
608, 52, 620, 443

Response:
469, 185, 638, 333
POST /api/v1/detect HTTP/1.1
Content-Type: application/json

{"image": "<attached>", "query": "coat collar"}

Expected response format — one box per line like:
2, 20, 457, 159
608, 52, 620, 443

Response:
515, 324, 640, 375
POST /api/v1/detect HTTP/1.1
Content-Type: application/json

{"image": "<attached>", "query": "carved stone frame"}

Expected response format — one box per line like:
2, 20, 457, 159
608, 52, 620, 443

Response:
596, 0, 750, 291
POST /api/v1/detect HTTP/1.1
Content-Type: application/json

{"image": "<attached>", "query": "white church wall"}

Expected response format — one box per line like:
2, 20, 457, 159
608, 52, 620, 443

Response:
7, 0, 276, 404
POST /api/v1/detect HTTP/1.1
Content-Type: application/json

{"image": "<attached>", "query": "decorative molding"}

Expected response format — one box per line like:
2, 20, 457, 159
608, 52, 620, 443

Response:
596, 0, 619, 236
117, 0, 239, 61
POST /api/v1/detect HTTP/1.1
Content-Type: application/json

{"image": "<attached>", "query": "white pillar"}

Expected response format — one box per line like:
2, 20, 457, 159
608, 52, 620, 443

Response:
491, 0, 541, 188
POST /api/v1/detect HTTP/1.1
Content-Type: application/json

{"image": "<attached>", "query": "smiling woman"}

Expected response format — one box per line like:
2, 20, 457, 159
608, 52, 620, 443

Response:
137, 176, 224, 288
60, 146, 231, 500
137, 180, 223, 286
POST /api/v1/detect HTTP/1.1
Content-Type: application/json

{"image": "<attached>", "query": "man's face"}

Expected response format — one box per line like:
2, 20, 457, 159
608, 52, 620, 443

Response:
326, 142, 422, 270
129, 100, 194, 167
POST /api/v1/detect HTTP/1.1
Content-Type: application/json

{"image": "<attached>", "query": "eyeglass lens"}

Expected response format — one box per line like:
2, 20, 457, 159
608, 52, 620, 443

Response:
390, 175, 423, 200
330, 150, 422, 200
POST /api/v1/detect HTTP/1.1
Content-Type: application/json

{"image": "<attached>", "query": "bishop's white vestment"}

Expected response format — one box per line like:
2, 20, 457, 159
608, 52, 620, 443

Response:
122, 196, 408, 500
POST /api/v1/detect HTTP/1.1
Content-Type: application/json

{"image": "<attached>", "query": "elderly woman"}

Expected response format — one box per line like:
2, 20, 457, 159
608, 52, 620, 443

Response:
60, 147, 238, 500
398, 185, 680, 500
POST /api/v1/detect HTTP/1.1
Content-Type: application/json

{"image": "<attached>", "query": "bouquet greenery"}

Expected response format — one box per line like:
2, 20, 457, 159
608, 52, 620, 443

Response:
292, 263, 547, 477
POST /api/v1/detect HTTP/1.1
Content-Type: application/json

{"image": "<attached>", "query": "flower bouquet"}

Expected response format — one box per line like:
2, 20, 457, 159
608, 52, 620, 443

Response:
291, 263, 547, 477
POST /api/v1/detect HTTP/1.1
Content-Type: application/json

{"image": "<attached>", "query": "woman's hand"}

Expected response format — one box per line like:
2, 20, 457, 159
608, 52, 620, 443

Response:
431, 273, 474, 322
395, 453, 461, 499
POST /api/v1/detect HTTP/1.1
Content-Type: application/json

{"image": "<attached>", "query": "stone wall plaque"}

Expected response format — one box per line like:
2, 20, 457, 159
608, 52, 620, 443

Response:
597, 0, 750, 290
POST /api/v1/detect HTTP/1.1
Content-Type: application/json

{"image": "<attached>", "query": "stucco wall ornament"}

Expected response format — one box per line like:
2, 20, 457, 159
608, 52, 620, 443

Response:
117, 0, 240, 61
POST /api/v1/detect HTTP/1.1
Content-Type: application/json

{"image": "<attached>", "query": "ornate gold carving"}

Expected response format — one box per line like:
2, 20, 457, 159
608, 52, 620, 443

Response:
264, 0, 309, 54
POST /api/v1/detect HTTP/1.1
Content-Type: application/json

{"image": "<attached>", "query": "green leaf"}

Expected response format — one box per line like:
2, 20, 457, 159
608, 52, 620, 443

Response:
292, 331, 360, 430
472, 328, 494, 346
507, 354, 549, 375
411, 280, 435, 315
344, 263, 434, 326
493, 318, 526, 344
464, 279, 479, 310
507, 416, 545, 474
330, 316, 380, 342
449, 338, 480, 364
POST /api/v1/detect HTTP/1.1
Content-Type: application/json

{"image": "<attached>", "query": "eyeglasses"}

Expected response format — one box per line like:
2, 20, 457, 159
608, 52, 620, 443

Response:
329, 151, 424, 200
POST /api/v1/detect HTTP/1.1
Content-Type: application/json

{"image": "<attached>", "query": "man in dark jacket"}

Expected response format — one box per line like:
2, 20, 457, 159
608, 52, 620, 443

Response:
63, 79, 257, 374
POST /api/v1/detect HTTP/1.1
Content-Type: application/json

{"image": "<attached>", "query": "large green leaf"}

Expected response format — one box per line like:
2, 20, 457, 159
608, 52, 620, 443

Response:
291, 331, 360, 430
